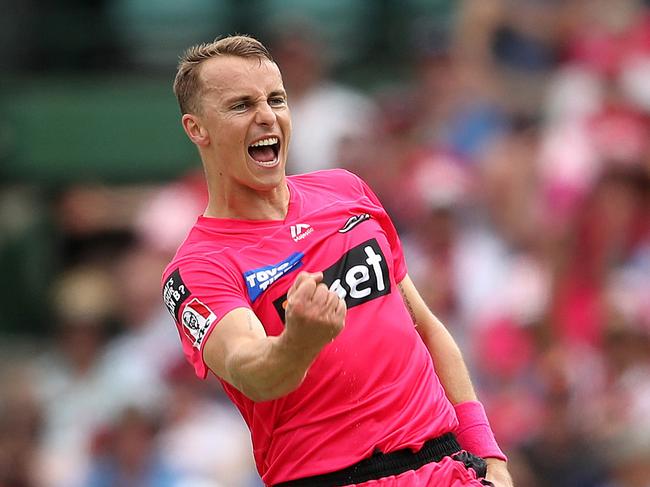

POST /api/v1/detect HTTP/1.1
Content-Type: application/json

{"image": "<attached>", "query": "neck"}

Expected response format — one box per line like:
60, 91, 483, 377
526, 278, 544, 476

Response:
204, 177, 290, 221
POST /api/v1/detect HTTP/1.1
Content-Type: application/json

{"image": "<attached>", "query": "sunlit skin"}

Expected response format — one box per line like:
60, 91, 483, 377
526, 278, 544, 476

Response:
181, 56, 292, 221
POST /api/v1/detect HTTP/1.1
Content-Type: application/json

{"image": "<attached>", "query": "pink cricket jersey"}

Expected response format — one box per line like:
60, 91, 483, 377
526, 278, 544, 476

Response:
162, 169, 458, 485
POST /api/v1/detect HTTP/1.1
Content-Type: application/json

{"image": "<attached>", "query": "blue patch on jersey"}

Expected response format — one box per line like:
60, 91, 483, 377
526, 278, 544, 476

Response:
243, 252, 304, 302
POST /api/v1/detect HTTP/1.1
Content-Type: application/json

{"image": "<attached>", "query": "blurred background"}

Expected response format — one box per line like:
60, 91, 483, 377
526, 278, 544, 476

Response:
1, 0, 650, 486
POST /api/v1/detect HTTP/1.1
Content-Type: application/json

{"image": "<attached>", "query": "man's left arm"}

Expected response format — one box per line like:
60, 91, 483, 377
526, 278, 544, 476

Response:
398, 274, 513, 486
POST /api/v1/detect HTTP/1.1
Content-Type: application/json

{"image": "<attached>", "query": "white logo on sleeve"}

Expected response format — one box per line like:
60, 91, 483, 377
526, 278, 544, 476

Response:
181, 298, 217, 348
290, 223, 314, 242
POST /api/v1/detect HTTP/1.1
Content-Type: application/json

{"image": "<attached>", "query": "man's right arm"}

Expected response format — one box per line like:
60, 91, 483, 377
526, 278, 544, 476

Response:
202, 271, 346, 402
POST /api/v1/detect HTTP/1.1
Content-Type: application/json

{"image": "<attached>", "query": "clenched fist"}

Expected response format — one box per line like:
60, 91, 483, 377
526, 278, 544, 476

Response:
284, 271, 347, 355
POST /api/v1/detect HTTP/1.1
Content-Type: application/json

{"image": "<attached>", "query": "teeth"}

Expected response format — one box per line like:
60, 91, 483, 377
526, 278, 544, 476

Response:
250, 137, 278, 147
256, 157, 278, 167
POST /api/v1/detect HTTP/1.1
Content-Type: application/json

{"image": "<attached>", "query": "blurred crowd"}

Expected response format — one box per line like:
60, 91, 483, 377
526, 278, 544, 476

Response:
2, 1, 650, 486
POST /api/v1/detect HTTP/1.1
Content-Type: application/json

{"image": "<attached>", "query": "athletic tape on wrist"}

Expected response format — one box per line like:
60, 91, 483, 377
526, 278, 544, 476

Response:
453, 400, 507, 462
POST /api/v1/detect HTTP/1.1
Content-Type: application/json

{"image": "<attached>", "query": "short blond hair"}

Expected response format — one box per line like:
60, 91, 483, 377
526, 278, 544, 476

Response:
173, 35, 274, 115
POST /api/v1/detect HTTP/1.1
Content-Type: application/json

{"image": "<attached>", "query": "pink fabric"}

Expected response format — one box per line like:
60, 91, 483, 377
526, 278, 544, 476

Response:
344, 455, 486, 486
162, 169, 458, 485
454, 401, 507, 462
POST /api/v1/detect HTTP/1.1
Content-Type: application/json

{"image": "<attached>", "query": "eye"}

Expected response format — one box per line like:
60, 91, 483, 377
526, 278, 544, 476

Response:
231, 102, 249, 111
269, 97, 286, 107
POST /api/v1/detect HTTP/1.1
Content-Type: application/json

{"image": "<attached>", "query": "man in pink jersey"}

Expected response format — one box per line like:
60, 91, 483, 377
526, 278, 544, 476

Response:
161, 35, 513, 486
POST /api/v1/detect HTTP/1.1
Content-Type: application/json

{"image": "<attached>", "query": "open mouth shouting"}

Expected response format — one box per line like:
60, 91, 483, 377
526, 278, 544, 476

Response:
248, 136, 281, 168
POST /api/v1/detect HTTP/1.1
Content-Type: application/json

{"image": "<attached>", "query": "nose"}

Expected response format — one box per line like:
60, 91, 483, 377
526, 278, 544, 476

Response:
255, 101, 276, 126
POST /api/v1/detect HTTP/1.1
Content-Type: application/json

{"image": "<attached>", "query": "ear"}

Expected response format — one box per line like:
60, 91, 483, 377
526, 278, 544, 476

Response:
181, 114, 210, 147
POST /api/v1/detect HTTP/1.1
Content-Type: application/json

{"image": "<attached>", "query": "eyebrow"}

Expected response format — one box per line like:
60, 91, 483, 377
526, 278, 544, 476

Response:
269, 90, 287, 99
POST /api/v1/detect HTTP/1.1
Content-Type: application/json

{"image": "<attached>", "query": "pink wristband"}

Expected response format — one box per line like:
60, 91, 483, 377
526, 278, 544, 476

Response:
453, 400, 507, 461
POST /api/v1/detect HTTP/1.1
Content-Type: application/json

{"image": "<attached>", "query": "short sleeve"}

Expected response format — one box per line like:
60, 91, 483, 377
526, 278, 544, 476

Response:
352, 172, 408, 282
162, 257, 250, 379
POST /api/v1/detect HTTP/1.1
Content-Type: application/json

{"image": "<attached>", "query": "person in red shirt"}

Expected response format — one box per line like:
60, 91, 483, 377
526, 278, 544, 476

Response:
162, 34, 512, 487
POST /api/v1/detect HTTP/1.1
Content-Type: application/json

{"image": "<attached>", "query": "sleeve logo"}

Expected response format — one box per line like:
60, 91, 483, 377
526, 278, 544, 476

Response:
181, 298, 216, 348
163, 268, 191, 321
